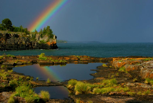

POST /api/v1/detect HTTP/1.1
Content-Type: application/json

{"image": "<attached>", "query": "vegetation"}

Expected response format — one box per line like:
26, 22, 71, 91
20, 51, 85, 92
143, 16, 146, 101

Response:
118, 67, 128, 73
38, 53, 47, 60
145, 78, 153, 85
102, 63, 108, 67
0, 18, 55, 40
67, 78, 130, 95
46, 78, 51, 83
40, 91, 50, 101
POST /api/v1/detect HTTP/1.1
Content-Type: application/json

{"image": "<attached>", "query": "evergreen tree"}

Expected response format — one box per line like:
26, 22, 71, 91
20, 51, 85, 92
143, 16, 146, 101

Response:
42, 27, 46, 35
2, 18, 12, 30
39, 29, 43, 38
24, 28, 29, 34
19, 25, 23, 32
0, 24, 3, 30
34, 29, 38, 34
46, 26, 53, 38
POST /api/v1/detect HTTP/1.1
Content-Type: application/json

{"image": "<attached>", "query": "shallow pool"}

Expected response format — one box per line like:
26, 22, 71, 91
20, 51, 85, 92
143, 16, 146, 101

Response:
34, 86, 69, 99
13, 63, 101, 82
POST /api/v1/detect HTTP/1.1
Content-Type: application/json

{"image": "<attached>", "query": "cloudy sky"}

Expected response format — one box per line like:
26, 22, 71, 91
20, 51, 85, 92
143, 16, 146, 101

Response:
0, 0, 153, 42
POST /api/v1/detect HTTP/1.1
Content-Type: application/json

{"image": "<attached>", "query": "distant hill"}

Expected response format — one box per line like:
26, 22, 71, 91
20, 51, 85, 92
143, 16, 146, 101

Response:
57, 40, 67, 43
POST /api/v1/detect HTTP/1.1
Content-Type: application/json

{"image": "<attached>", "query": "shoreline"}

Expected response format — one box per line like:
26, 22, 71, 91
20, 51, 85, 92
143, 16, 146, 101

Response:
0, 55, 153, 102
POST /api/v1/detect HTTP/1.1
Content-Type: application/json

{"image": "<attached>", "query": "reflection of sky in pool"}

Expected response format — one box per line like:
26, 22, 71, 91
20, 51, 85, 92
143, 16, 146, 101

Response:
13, 63, 101, 82
34, 86, 69, 99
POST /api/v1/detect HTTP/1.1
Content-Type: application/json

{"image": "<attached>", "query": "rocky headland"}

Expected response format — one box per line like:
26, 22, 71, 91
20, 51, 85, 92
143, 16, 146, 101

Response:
0, 33, 58, 50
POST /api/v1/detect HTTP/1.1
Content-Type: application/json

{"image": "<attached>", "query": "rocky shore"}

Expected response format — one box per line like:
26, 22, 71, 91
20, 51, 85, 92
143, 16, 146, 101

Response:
1, 55, 153, 103
0, 33, 58, 50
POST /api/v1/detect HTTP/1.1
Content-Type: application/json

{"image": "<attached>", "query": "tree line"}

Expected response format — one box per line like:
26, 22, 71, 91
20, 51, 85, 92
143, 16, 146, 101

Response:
0, 18, 54, 39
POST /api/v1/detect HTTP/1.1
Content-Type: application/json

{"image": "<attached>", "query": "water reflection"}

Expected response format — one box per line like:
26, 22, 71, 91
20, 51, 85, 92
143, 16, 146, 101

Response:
34, 86, 69, 99
13, 63, 101, 82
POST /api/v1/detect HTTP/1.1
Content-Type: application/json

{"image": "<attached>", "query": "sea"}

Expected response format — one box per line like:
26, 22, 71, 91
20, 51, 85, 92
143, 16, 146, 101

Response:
0, 42, 153, 57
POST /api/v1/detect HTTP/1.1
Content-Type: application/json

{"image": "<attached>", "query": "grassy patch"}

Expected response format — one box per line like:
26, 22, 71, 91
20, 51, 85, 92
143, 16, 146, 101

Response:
38, 53, 47, 60
143, 58, 153, 61
74, 81, 91, 95
67, 79, 78, 89
102, 63, 108, 67
145, 78, 153, 85
40, 91, 50, 101
6, 54, 15, 57
118, 67, 128, 73
14, 85, 40, 102
46, 78, 51, 83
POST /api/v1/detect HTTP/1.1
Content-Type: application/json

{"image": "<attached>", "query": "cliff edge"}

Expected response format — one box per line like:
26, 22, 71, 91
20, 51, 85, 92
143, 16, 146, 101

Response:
0, 33, 58, 50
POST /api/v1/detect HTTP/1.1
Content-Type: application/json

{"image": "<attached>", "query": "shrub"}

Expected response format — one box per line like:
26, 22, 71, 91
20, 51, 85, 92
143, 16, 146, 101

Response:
24, 96, 35, 103
76, 98, 81, 103
101, 78, 117, 87
118, 67, 127, 73
46, 78, 51, 83
102, 63, 107, 67
15, 85, 40, 102
1, 65, 6, 69
6, 54, 15, 57
93, 88, 101, 94
100, 87, 115, 94
38, 53, 47, 60
74, 82, 91, 95
67, 79, 78, 89
127, 92, 135, 96
87, 100, 93, 103
40, 91, 50, 101
8, 96, 15, 103
145, 78, 153, 85
9, 80, 18, 87
36, 77, 39, 80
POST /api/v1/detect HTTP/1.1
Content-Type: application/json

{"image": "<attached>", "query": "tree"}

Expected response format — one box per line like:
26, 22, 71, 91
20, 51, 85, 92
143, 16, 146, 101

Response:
34, 29, 38, 34
42, 27, 46, 35
19, 25, 23, 32
24, 28, 29, 34
2, 18, 12, 30
46, 26, 53, 38
0, 24, 3, 30
39, 29, 43, 38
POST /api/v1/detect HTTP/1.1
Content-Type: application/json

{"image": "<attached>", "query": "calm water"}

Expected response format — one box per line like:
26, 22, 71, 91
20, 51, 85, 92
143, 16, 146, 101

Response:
13, 63, 101, 82
1, 43, 153, 57
34, 86, 69, 99
13, 63, 101, 99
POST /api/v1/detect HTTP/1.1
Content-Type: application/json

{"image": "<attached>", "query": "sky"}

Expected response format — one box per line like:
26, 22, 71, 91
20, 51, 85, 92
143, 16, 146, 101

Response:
0, 0, 153, 43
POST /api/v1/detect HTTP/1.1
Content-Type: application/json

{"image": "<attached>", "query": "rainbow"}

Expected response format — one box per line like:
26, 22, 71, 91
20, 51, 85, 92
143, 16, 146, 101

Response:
34, 64, 68, 95
28, 0, 68, 32
35, 64, 62, 82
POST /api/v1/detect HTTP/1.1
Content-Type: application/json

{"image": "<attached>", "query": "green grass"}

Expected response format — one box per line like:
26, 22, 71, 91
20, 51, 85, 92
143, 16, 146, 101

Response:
8, 96, 15, 103
101, 78, 117, 87
143, 58, 153, 61
67, 79, 78, 89
1, 65, 7, 69
102, 63, 107, 67
40, 91, 50, 101
38, 53, 47, 60
14, 85, 40, 102
76, 98, 81, 103
74, 81, 91, 95
127, 92, 135, 96
145, 78, 153, 85
67, 78, 130, 95
118, 67, 128, 73
9, 79, 18, 88
6, 54, 15, 57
